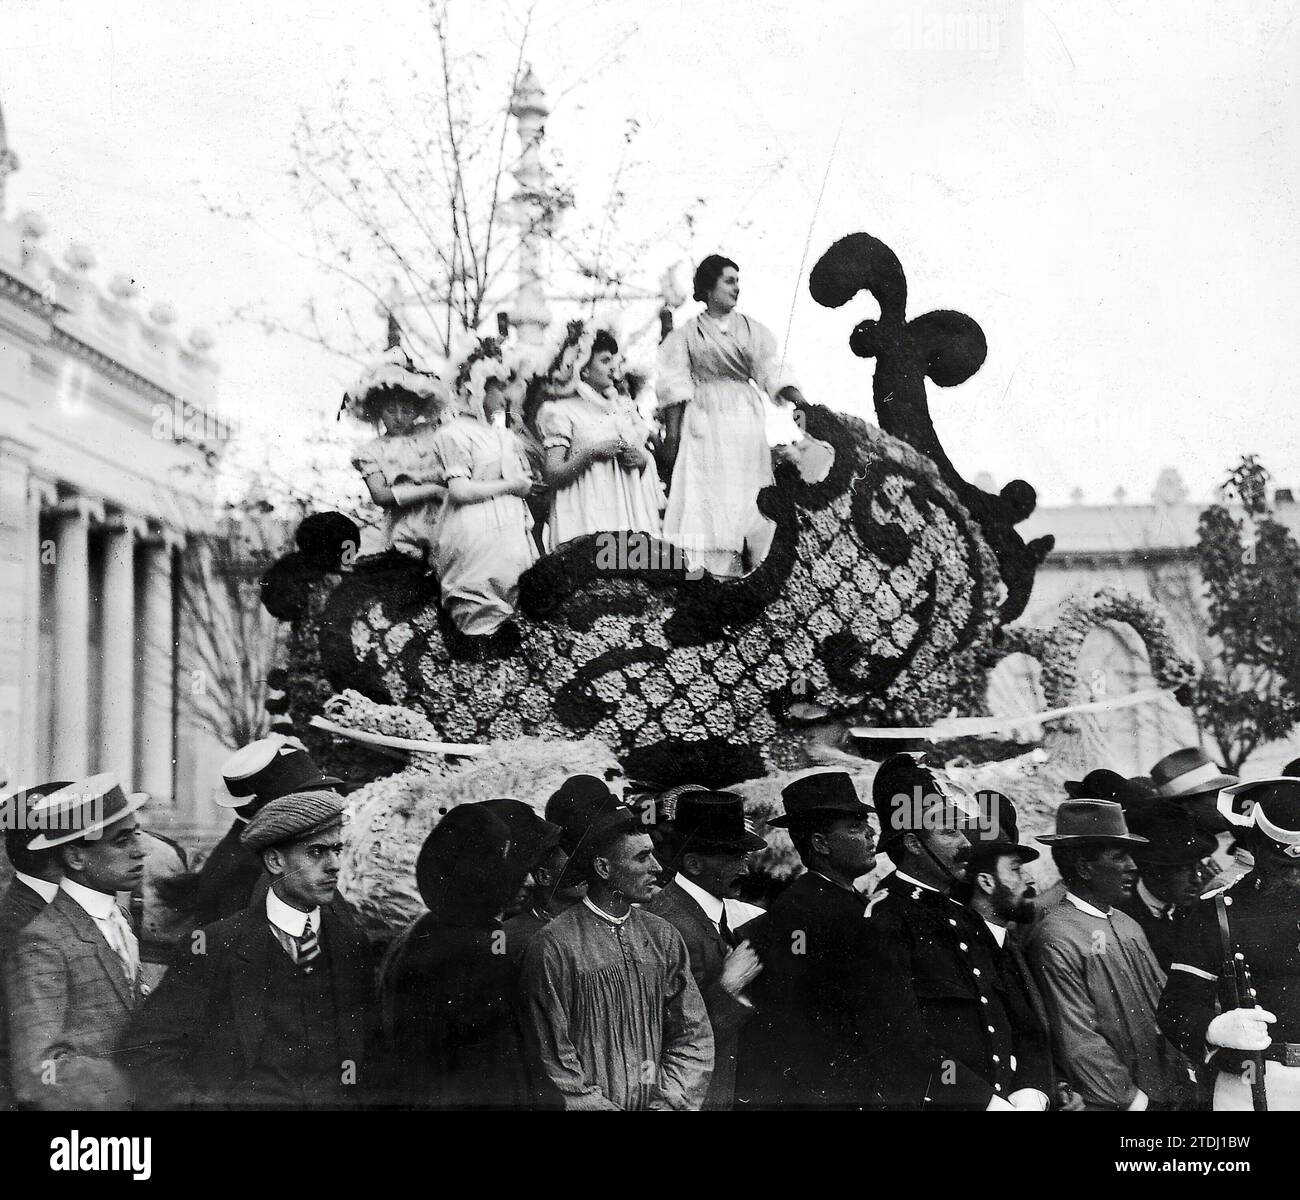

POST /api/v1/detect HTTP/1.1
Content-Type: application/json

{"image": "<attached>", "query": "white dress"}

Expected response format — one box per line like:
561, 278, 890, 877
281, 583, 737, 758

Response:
656, 311, 797, 577
429, 416, 539, 636
351, 426, 444, 558
536, 381, 664, 552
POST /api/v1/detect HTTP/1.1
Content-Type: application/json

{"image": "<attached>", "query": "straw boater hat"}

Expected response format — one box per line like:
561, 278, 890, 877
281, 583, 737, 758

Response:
217, 738, 341, 811
26, 774, 149, 850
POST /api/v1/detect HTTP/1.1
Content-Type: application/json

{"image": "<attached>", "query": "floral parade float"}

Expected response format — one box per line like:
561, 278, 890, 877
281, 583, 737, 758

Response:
259, 232, 1196, 936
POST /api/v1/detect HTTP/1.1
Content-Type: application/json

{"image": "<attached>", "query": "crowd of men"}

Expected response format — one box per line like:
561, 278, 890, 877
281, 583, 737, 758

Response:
3, 735, 1300, 1111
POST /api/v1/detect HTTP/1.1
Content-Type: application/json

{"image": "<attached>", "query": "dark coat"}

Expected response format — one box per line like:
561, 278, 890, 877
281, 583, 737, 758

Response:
1117, 892, 1180, 972
123, 900, 374, 1110
971, 920, 1058, 1098
734, 872, 882, 1109
0, 877, 50, 1109
645, 880, 754, 1110
192, 821, 265, 927
858, 879, 1032, 1109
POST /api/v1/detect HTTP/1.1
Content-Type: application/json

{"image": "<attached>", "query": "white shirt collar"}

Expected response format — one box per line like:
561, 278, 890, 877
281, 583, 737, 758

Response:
1065, 891, 1111, 919
675, 874, 725, 928
1136, 879, 1168, 918
984, 919, 1008, 948
583, 896, 629, 925
266, 888, 319, 938
894, 869, 942, 895
15, 871, 59, 904
60, 877, 118, 920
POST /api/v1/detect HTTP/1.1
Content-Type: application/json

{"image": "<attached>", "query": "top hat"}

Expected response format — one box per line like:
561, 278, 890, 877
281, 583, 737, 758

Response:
670, 791, 766, 855
961, 791, 1040, 864
1125, 800, 1218, 867
1063, 770, 1158, 810
770, 770, 873, 829
26, 774, 149, 850
869, 754, 978, 847
217, 739, 341, 810
1036, 799, 1149, 847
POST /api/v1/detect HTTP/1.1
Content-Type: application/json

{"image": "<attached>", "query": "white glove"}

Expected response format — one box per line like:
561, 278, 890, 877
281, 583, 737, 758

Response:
1206, 1007, 1277, 1051
1126, 1088, 1149, 1112
1007, 1088, 1050, 1111
985, 1094, 1017, 1111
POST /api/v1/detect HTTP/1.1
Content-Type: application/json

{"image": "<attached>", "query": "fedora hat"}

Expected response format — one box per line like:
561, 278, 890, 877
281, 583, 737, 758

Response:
670, 791, 766, 855
217, 739, 341, 810
1126, 800, 1217, 867
1151, 748, 1237, 799
26, 774, 149, 850
770, 770, 873, 829
1036, 799, 1149, 846
962, 791, 1040, 864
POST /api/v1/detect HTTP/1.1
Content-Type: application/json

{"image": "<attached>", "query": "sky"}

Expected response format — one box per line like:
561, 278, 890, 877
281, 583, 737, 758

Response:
2, 0, 1298, 507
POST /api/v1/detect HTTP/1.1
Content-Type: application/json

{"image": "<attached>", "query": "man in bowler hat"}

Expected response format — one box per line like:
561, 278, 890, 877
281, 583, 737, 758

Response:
734, 770, 881, 1109
860, 754, 1047, 1110
124, 790, 375, 1109
646, 789, 765, 1109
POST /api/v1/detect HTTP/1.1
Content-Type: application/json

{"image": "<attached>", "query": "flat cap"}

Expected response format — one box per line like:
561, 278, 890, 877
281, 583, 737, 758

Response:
240, 790, 345, 853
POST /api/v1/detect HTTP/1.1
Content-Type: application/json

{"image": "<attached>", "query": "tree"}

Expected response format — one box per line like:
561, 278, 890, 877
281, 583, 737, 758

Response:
1186, 455, 1300, 771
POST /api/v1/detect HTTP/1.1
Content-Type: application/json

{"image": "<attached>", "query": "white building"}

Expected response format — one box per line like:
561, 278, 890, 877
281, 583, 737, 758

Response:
0, 99, 231, 840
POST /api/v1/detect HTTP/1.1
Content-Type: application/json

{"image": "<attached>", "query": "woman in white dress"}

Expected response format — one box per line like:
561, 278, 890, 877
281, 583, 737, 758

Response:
536, 322, 664, 551
657, 255, 806, 577
345, 347, 449, 562
429, 366, 539, 636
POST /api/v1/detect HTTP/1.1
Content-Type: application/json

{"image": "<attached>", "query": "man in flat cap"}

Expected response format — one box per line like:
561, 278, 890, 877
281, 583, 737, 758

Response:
735, 770, 881, 1109
859, 754, 1047, 1110
192, 737, 341, 927
1027, 798, 1192, 1110
5, 775, 149, 1110
646, 789, 765, 1109
519, 796, 714, 1110
1160, 777, 1300, 1109
125, 790, 375, 1109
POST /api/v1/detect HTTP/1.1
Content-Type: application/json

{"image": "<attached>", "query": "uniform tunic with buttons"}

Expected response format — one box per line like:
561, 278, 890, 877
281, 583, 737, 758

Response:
859, 879, 1022, 1109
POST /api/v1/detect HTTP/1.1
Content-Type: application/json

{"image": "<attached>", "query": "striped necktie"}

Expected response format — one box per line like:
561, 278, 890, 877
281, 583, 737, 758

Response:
296, 917, 321, 974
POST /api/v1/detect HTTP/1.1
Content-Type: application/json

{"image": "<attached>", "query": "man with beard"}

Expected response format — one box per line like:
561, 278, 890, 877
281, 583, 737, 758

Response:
645, 790, 765, 1109
958, 791, 1081, 1111
859, 755, 1048, 1110
1028, 799, 1192, 1110
734, 771, 879, 1109
1159, 778, 1300, 1110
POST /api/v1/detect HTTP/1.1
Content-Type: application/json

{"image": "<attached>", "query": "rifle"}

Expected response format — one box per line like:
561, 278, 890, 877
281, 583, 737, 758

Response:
1215, 894, 1268, 1111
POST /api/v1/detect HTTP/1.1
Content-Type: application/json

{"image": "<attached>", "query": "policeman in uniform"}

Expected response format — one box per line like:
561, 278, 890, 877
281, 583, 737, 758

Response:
1158, 777, 1300, 1110
861, 753, 1049, 1110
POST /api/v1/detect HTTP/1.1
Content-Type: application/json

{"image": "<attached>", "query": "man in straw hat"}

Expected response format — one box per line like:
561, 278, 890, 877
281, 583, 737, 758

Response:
5, 775, 148, 1109
735, 770, 880, 1109
859, 754, 1048, 1110
646, 789, 765, 1109
124, 790, 374, 1109
519, 794, 713, 1110
1026, 798, 1193, 1110
1159, 776, 1300, 1110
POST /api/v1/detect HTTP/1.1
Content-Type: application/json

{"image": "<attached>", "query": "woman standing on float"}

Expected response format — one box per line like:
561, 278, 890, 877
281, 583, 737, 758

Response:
429, 356, 538, 637
536, 320, 663, 551
657, 255, 805, 578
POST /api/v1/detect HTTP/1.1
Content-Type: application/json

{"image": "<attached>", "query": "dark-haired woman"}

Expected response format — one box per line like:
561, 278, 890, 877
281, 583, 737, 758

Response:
536, 321, 663, 551
657, 254, 804, 577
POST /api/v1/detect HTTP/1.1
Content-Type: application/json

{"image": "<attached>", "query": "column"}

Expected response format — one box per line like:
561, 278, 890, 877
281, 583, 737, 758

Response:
21, 476, 58, 785
139, 529, 181, 802
51, 494, 104, 778
100, 512, 144, 786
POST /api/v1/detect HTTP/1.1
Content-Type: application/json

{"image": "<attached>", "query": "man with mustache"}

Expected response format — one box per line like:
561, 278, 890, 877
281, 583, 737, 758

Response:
1027, 799, 1193, 1111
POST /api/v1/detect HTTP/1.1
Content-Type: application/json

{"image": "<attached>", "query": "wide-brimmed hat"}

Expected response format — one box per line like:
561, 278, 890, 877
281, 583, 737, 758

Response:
340, 346, 449, 423
1036, 799, 1149, 846
962, 791, 1040, 864
1064, 769, 1158, 810
1125, 800, 1218, 867
670, 790, 766, 855
770, 770, 873, 829
26, 774, 150, 850
217, 739, 341, 810
1151, 748, 1238, 799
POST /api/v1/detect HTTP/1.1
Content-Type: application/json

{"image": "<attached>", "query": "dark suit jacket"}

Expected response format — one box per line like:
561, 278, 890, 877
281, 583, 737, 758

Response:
972, 920, 1057, 1098
734, 872, 882, 1109
192, 821, 265, 927
645, 880, 753, 1110
0, 878, 52, 1109
123, 901, 374, 1110
1117, 893, 1180, 972
4, 889, 140, 1110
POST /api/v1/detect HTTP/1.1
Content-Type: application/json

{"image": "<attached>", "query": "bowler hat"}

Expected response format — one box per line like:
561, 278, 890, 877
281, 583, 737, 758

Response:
1126, 801, 1217, 867
670, 791, 766, 855
26, 774, 150, 850
962, 791, 1040, 864
769, 770, 872, 829
1036, 799, 1149, 846
218, 738, 341, 809
1064, 770, 1157, 810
